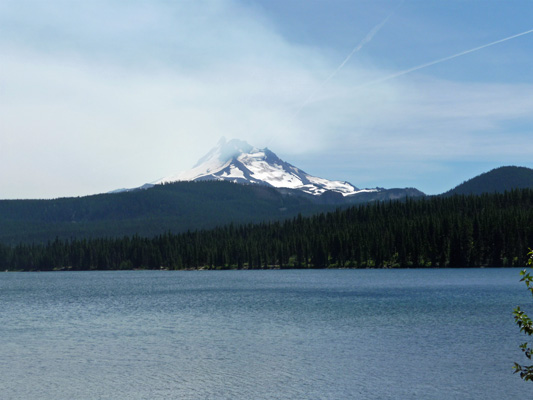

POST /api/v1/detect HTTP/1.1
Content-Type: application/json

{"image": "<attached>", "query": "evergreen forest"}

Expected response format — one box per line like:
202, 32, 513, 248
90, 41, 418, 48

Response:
1, 189, 532, 271
443, 166, 533, 196
0, 181, 332, 245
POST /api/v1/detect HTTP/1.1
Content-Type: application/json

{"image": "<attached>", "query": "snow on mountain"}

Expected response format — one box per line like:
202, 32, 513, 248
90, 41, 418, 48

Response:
154, 138, 378, 197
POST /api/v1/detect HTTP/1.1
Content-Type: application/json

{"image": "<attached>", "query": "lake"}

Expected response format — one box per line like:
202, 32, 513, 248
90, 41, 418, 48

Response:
1, 269, 531, 399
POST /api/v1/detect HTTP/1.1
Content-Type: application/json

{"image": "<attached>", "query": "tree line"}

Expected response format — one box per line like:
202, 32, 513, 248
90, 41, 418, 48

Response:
1, 189, 532, 271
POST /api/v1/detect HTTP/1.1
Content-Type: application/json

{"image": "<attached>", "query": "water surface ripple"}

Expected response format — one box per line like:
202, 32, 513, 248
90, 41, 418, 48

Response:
1, 269, 530, 399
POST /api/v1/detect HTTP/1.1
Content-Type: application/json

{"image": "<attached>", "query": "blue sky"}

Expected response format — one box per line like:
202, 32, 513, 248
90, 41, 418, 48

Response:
1, 0, 532, 198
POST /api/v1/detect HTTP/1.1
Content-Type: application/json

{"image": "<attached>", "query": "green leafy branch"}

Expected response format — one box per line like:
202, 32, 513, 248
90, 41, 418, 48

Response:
513, 249, 533, 380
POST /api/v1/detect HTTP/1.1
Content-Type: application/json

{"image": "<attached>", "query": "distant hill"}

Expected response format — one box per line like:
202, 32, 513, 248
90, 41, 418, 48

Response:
0, 181, 329, 245
3, 164, 531, 246
4, 189, 533, 271
0, 178, 424, 245
442, 166, 533, 196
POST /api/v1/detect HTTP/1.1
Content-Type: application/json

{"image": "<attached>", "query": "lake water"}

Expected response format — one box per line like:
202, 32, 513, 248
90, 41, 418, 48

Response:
1, 269, 531, 399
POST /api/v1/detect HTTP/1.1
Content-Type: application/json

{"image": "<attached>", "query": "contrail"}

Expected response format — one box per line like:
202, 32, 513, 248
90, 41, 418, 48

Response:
358, 28, 533, 88
293, 2, 403, 116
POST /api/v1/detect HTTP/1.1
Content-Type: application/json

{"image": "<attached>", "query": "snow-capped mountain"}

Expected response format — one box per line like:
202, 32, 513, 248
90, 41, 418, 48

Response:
154, 138, 378, 197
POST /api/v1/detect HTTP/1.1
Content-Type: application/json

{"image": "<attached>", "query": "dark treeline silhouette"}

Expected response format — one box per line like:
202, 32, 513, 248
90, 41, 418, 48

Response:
2, 189, 532, 271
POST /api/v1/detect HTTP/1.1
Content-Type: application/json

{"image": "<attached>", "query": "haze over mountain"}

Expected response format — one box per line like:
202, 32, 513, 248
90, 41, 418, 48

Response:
152, 138, 372, 196
130, 138, 421, 202
2, 2, 532, 200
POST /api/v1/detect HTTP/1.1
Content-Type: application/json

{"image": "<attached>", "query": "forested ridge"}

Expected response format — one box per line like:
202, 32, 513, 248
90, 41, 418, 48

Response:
2, 189, 532, 271
443, 166, 533, 196
0, 181, 331, 245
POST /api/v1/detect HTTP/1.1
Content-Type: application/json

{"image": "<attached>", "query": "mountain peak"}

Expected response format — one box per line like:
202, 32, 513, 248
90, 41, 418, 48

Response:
155, 138, 369, 196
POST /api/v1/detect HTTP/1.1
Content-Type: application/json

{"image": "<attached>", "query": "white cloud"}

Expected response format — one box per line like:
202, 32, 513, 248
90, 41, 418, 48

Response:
0, 0, 532, 198
298, 76, 533, 157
